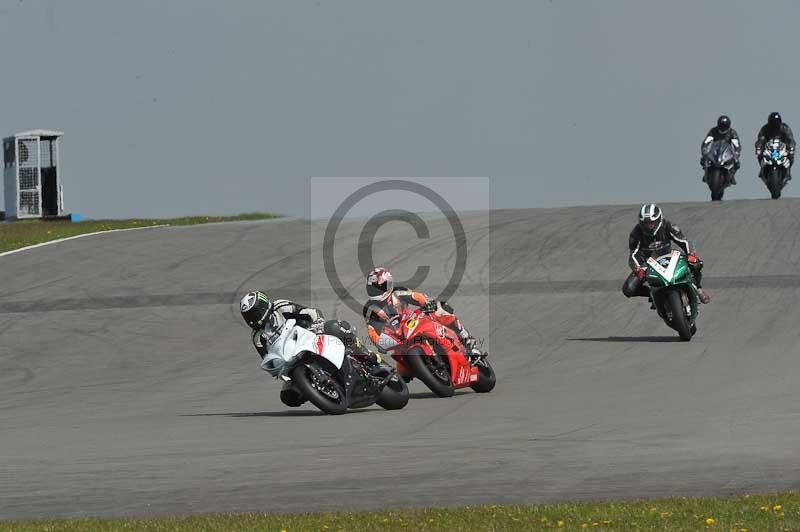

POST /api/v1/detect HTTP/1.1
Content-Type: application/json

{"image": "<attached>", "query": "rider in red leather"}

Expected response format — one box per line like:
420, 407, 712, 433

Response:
362, 267, 483, 357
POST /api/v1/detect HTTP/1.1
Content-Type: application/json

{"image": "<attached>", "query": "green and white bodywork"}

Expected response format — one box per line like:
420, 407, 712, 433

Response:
645, 250, 700, 341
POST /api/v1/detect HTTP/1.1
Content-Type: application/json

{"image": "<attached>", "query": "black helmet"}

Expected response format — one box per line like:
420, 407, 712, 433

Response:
768, 112, 783, 129
639, 203, 663, 237
241, 291, 286, 345
240, 291, 273, 329
717, 115, 731, 132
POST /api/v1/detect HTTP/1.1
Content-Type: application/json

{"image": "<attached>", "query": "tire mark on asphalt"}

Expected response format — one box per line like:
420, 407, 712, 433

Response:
1, 274, 797, 314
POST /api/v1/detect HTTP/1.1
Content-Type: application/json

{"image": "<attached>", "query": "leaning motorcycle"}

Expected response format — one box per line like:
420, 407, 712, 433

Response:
260, 318, 409, 414
644, 250, 700, 341
759, 138, 791, 199
377, 308, 496, 397
702, 139, 737, 201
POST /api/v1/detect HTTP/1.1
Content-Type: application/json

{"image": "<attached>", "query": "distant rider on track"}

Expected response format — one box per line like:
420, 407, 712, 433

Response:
622, 204, 710, 305
701, 115, 741, 184
755, 112, 795, 182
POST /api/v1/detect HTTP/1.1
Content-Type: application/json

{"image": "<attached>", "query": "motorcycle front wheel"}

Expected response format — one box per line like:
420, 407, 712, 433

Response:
292, 364, 348, 415
707, 168, 724, 201
767, 166, 783, 199
666, 290, 693, 342
405, 347, 455, 397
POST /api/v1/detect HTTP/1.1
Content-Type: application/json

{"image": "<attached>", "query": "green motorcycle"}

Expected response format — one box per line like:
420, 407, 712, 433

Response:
645, 250, 700, 341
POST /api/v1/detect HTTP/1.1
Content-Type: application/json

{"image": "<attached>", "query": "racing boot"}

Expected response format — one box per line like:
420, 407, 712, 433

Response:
280, 381, 306, 407
353, 343, 392, 378
443, 312, 484, 359
460, 331, 485, 359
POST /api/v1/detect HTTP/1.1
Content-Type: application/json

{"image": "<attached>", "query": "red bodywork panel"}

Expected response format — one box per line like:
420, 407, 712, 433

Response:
384, 309, 478, 388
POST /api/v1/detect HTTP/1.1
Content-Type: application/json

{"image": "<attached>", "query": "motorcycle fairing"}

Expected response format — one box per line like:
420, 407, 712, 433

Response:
646, 251, 683, 285
762, 139, 790, 168
705, 140, 737, 170
400, 311, 478, 387
645, 251, 699, 323
262, 319, 345, 376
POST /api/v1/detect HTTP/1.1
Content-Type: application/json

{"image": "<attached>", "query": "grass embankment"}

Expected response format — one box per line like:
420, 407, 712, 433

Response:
0, 213, 279, 254
2, 493, 797, 532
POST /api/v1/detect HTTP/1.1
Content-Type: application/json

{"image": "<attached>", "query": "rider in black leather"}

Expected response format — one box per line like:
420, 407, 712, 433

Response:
755, 112, 795, 181
622, 204, 710, 304
701, 115, 741, 184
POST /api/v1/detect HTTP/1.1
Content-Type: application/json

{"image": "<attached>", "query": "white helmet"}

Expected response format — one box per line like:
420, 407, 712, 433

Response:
366, 267, 394, 301
639, 203, 663, 236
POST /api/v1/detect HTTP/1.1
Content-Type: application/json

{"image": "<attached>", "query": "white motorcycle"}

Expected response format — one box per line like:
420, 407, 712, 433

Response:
260, 319, 409, 415
760, 138, 791, 199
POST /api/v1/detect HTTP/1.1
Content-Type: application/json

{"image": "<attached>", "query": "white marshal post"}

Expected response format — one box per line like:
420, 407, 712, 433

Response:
2, 129, 64, 220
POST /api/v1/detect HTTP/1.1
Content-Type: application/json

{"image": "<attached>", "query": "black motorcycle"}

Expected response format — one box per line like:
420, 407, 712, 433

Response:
702, 139, 737, 201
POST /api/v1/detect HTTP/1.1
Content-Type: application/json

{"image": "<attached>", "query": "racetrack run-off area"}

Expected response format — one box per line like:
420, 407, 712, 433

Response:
1, 199, 799, 519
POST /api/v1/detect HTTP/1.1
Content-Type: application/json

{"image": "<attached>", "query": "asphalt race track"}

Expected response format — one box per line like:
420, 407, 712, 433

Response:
2, 199, 800, 519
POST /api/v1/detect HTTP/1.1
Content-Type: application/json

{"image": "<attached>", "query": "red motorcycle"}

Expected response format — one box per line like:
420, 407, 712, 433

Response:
379, 307, 496, 397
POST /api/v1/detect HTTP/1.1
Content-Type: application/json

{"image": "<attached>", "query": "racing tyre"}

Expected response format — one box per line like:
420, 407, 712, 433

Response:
708, 168, 724, 201
405, 347, 455, 397
667, 290, 693, 342
470, 358, 496, 393
376, 376, 410, 410
291, 364, 348, 415
767, 167, 783, 199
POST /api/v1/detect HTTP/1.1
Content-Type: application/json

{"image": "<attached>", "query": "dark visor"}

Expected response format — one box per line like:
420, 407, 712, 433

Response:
367, 283, 387, 296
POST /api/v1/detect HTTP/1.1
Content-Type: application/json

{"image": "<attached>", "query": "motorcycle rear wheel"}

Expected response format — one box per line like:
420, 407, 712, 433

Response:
376, 376, 410, 410
405, 347, 455, 397
708, 168, 724, 201
291, 364, 348, 415
666, 290, 693, 342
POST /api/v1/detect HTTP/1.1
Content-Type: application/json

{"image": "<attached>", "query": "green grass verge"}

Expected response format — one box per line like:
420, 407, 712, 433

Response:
0, 213, 280, 254
1, 493, 797, 531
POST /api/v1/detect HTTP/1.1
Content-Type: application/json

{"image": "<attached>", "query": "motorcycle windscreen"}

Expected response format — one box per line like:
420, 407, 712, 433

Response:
708, 140, 734, 165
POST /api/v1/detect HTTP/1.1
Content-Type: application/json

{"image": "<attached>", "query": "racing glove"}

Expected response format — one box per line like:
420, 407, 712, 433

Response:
423, 300, 438, 313
687, 254, 702, 266
635, 267, 647, 280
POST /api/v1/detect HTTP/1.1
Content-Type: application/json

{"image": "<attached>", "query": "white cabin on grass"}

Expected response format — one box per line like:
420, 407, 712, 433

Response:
3, 130, 65, 220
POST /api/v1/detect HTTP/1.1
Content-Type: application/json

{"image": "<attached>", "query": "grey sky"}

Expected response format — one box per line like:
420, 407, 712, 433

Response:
2, 0, 799, 219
